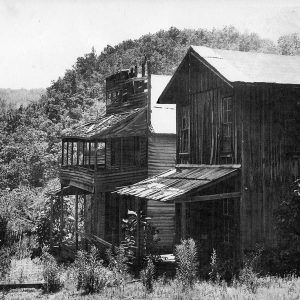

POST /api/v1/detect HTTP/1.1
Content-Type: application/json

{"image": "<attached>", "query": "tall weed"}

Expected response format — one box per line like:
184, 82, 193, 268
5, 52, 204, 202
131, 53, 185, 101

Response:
41, 248, 62, 292
140, 257, 155, 293
74, 246, 112, 294
175, 238, 198, 288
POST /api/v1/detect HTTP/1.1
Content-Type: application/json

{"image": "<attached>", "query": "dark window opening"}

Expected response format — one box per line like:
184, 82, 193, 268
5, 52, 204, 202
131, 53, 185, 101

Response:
221, 97, 233, 163
179, 105, 190, 163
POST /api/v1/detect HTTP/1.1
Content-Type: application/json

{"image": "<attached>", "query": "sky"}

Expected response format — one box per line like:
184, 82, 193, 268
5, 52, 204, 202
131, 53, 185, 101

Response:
0, 0, 299, 89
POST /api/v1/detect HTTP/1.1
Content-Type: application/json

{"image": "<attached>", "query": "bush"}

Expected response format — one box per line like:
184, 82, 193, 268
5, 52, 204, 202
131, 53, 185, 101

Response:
74, 246, 112, 294
209, 248, 221, 283
140, 257, 155, 292
0, 246, 11, 280
41, 248, 62, 292
238, 245, 263, 293
174, 238, 198, 288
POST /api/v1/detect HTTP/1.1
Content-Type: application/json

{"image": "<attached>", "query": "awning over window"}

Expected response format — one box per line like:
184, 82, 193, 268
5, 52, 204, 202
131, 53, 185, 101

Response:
115, 164, 241, 202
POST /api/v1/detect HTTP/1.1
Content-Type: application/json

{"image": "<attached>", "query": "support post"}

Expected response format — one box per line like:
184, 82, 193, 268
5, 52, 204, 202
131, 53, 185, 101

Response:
61, 141, 64, 166
94, 141, 98, 171
75, 192, 79, 252
71, 142, 74, 165
181, 202, 186, 239
77, 141, 80, 165
135, 197, 141, 261
82, 142, 85, 166
66, 141, 69, 165
60, 195, 64, 251
49, 196, 54, 251
88, 141, 91, 167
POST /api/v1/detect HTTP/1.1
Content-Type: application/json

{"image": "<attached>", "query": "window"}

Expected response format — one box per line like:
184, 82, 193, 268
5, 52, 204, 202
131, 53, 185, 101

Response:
179, 105, 190, 155
111, 138, 121, 166
111, 137, 146, 168
221, 97, 233, 162
222, 198, 233, 244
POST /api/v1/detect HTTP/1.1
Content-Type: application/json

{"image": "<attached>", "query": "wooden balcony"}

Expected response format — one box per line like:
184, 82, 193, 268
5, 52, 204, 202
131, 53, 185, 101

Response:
60, 164, 148, 193
60, 166, 97, 193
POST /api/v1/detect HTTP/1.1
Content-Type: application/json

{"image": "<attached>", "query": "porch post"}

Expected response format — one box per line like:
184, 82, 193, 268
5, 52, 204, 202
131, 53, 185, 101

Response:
75, 191, 79, 252
71, 142, 74, 165
181, 202, 186, 239
66, 141, 69, 165
60, 195, 64, 250
135, 197, 141, 261
49, 196, 54, 251
94, 141, 98, 171
61, 141, 64, 166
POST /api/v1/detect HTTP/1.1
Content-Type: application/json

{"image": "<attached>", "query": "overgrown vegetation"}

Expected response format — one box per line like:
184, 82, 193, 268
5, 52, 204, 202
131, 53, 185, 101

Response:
41, 248, 62, 292
73, 246, 114, 294
175, 239, 198, 288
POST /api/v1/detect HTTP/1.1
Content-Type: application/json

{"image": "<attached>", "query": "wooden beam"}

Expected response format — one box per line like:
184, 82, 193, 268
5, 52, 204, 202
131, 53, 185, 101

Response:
75, 192, 79, 252
175, 164, 241, 169
175, 192, 241, 203
50, 196, 53, 251
82, 142, 85, 166
181, 202, 186, 239
94, 141, 98, 171
66, 141, 69, 165
76, 141, 80, 166
71, 142, 74, 166
88, 141, 91, 167
61, 141, 64, 166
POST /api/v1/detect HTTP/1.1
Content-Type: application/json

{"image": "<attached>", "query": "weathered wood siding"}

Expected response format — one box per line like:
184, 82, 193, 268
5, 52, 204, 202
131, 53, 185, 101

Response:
60, 167, 94, 192
147, 134, 176, 252
106, 76, 148, 115
172, 51, 300, 252
236, 84, 300, 249
148, 134, 176, 176
95, 169, 148, 192
174, 54, 235, 165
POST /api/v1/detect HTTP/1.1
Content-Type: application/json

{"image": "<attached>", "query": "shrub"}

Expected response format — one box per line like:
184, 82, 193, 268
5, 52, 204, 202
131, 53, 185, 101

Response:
41, 248, 62, 292
140, 257, 155, 292
74, 246, 112, 294
107, 245, 128, 275
174, 238, 198, 288
238, 245, 263, 293
209, 248, 221, 283
106, 245, 130, 285
0, 246, 11, 280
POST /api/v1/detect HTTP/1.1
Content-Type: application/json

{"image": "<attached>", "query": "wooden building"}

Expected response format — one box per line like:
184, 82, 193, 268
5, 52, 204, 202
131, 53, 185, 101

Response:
59, 65, 176, 252
116, 46, 300, 262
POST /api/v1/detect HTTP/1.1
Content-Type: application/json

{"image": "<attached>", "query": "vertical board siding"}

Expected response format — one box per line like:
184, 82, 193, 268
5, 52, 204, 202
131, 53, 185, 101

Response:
239, 84, 300, 249
148, 134, 176, 176
176, 54, 236, 165
147, 134, 176, 251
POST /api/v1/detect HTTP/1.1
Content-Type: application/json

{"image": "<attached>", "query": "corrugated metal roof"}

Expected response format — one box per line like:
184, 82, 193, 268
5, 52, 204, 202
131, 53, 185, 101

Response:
191, 46, 300, 84
150, 75, 176, 134
116, 164, 240, 202
63, 107, 146, 140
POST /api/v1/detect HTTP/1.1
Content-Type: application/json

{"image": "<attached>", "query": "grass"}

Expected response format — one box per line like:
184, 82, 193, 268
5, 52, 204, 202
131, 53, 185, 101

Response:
1, 273, 300, 299
0, 257, 43, 284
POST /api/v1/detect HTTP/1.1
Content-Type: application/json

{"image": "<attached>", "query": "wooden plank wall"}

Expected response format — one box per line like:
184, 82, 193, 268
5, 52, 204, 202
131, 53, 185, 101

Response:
148, 134, 176, 176
175, 54, 235, 165
147, 134, 177, 252
237, 84, 300, 250
106, 77, 148, 115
